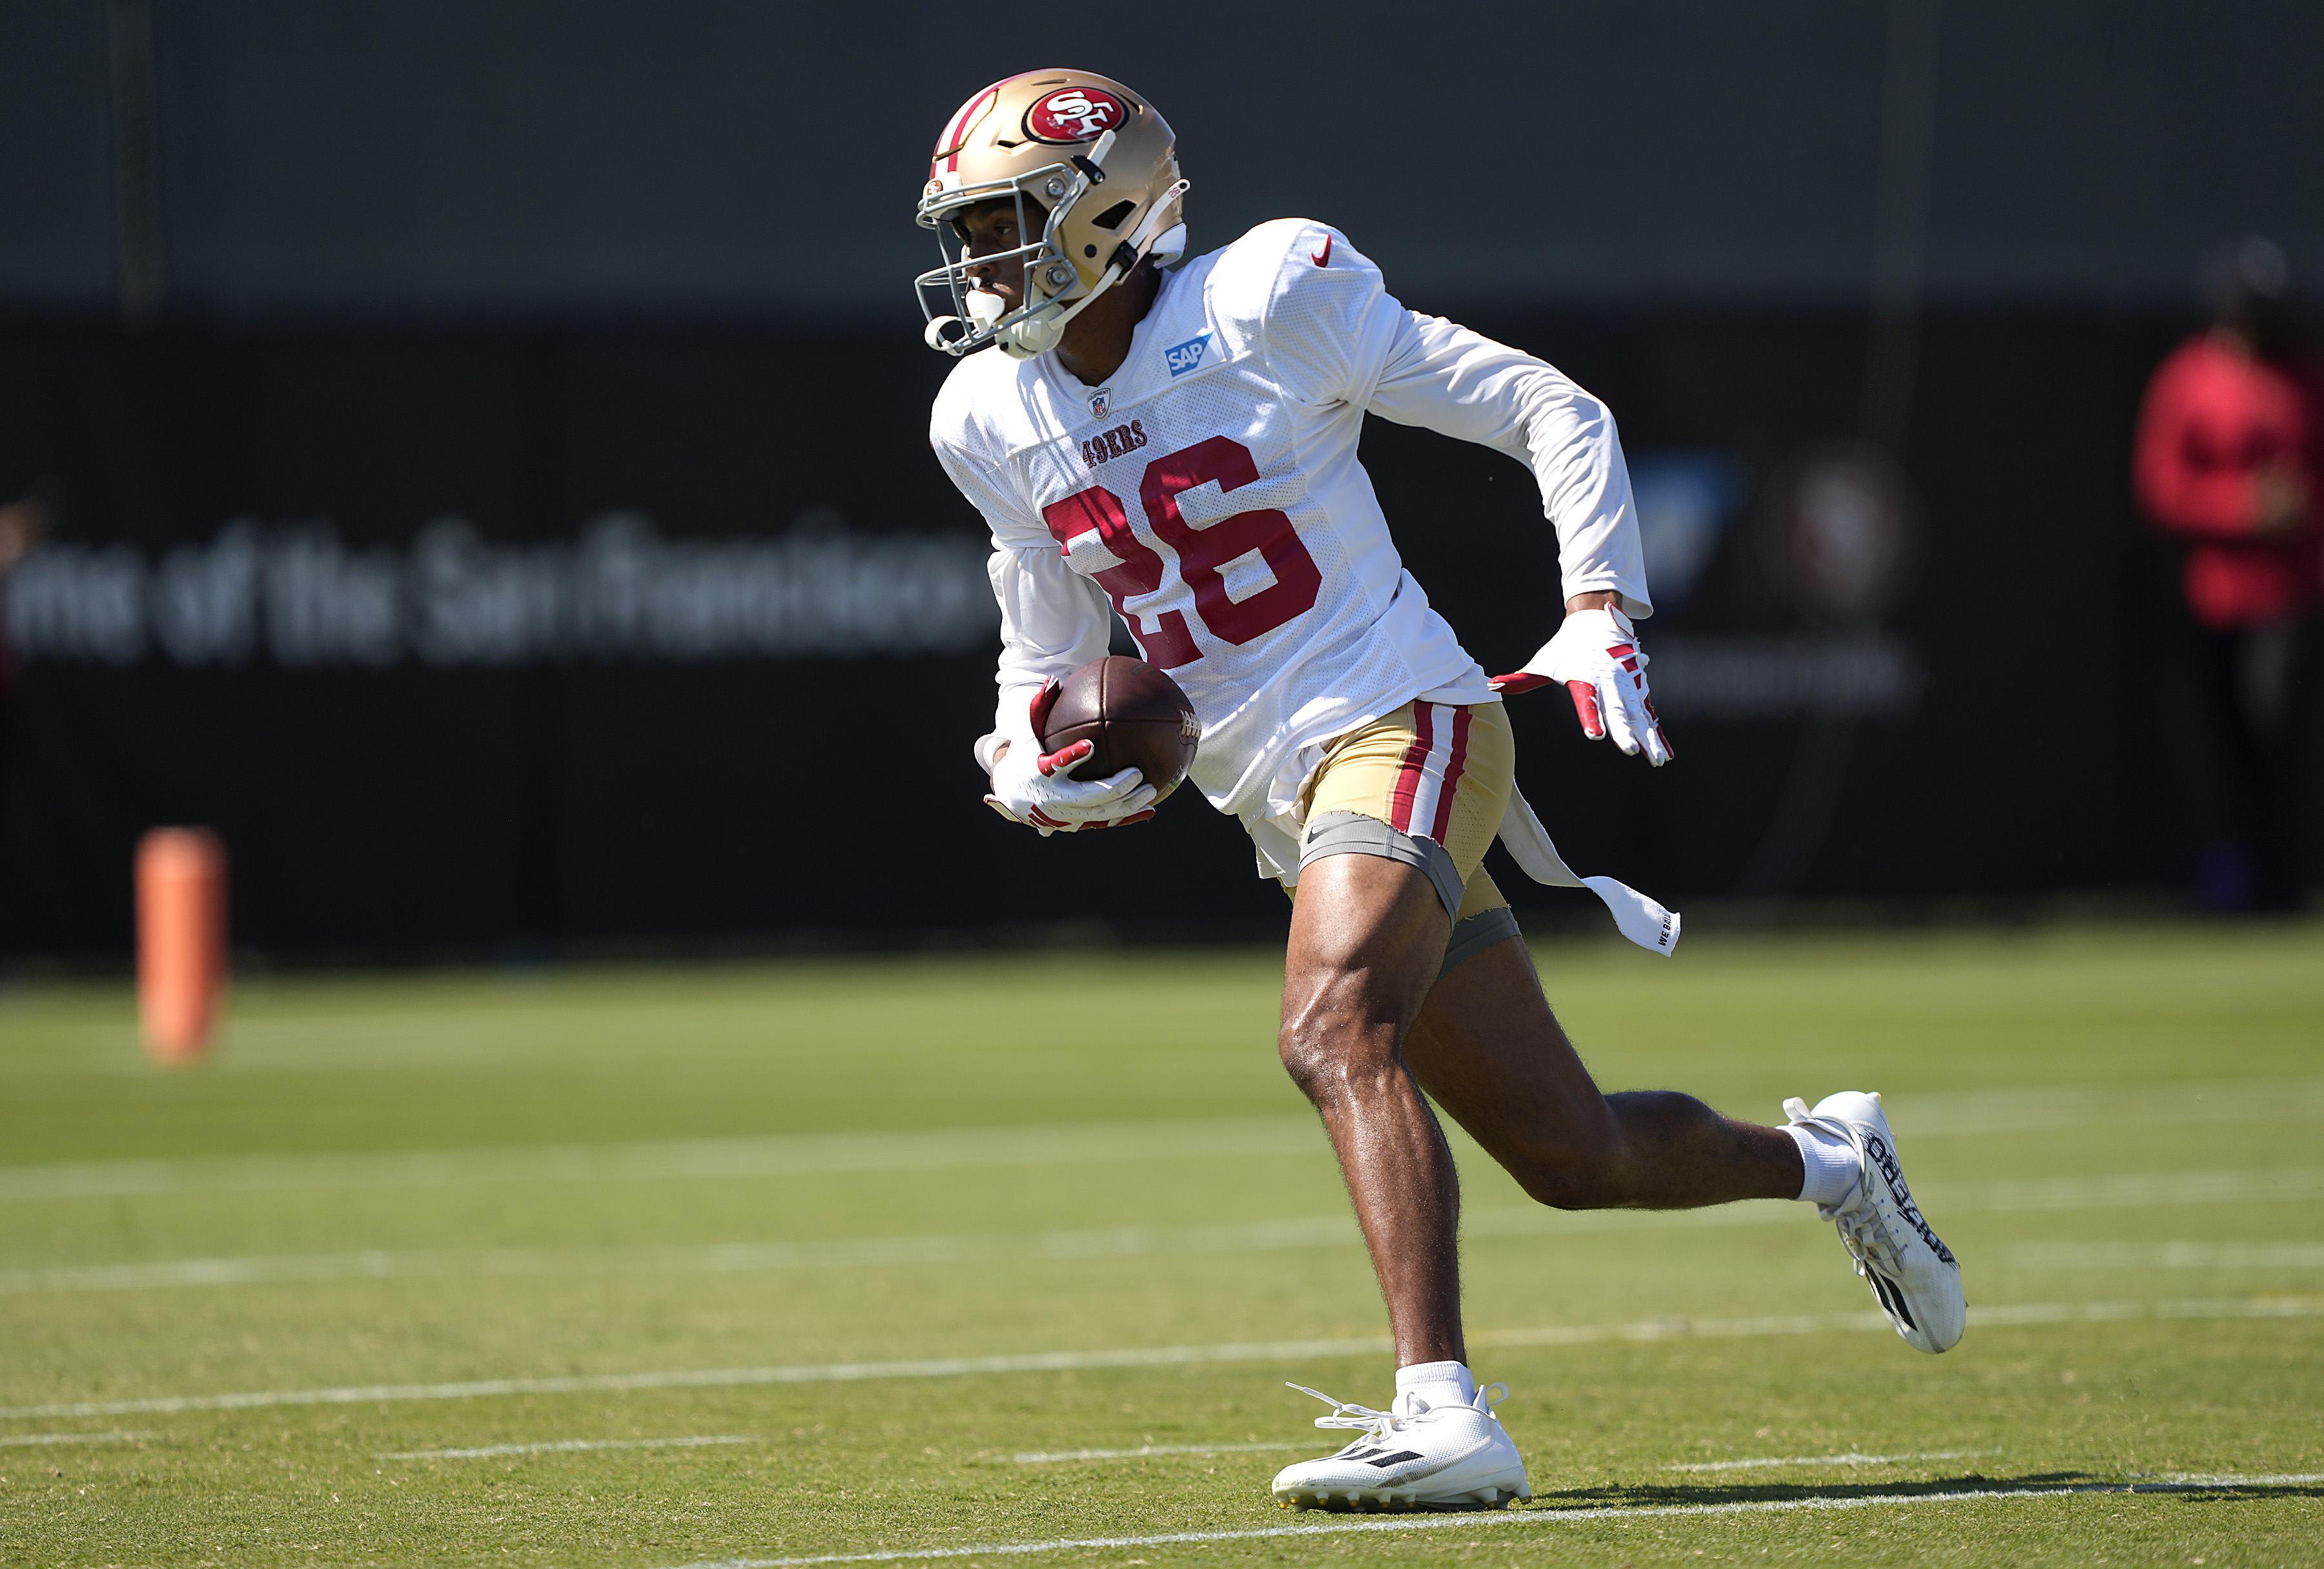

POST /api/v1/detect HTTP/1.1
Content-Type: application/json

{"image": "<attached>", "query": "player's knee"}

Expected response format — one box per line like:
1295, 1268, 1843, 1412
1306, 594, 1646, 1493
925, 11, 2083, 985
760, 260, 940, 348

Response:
1276, 1022, 1338, 1101
1275, 1018, 1392, 1104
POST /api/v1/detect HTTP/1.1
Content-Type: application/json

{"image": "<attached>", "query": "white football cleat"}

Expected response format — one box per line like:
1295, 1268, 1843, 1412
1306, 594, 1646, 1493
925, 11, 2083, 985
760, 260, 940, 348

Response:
1785, 1089, 1966, 1353
1269, 1380, 1531, 1512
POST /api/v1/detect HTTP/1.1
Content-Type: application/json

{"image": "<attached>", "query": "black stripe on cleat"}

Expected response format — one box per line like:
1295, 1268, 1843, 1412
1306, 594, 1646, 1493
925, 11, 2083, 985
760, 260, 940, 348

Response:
1870, 1271, 1917, 1329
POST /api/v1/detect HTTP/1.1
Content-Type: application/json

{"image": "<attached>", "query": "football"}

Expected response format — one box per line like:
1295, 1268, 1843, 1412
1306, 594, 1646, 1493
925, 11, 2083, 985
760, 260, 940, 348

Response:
1040, 655, 1201, 804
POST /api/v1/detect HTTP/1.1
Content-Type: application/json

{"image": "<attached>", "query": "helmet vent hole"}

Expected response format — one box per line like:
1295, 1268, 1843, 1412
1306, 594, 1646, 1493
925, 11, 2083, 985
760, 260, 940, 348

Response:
1092, 200, 1137, 232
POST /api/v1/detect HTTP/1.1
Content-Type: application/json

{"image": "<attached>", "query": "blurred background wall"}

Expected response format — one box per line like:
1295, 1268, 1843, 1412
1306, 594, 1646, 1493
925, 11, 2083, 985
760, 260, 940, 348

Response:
2, 0, 2319, 956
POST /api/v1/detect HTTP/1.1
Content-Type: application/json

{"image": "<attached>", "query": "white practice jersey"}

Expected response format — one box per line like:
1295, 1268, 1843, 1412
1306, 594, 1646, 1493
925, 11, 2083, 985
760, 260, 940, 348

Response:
930, 219, 1650, 878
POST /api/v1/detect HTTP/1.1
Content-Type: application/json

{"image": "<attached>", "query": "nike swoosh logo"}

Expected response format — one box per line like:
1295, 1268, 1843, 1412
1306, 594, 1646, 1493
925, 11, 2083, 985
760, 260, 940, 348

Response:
1311, 233, 1332, 267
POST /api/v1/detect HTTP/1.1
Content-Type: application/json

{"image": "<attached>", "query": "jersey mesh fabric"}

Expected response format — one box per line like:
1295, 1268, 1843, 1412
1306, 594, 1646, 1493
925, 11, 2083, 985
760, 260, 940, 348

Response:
932, 219, 1650, 879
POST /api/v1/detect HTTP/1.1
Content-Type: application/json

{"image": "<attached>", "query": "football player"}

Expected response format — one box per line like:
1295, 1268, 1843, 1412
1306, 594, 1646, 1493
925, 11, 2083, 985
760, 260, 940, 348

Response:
919, 70, 1963, 1512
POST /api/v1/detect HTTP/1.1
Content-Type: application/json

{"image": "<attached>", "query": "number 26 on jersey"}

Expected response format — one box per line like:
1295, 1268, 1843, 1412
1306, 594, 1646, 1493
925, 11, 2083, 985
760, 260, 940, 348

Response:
1041, 435, 1321, 670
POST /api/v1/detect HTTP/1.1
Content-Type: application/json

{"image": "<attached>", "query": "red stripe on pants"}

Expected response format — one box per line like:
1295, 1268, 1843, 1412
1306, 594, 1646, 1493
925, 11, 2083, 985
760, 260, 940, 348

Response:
1429, 706, 1472, 846
1388, 704, 1435, 834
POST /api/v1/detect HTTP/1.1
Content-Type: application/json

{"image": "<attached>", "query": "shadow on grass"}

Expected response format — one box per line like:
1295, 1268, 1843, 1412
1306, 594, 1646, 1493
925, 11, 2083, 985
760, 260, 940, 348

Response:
1524, 1471, 2324, 1510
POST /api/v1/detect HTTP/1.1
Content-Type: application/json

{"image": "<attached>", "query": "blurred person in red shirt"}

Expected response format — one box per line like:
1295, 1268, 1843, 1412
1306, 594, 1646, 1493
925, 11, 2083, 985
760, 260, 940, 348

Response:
2135, 238, 2321, 912
0, 497, 41, 650
0, 495, 43, 827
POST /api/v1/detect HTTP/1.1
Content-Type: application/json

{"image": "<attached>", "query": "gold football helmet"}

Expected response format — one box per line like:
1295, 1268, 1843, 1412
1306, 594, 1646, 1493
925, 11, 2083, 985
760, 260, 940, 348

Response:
915, 70, 1189, 359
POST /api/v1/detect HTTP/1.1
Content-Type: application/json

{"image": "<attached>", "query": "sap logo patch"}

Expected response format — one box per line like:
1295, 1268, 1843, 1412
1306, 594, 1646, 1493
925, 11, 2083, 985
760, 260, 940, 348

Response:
1163, 333, 1212, 377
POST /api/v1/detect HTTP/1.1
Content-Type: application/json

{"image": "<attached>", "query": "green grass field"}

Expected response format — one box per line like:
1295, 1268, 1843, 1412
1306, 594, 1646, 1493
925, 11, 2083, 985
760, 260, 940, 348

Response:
3, 919, 2320, 1567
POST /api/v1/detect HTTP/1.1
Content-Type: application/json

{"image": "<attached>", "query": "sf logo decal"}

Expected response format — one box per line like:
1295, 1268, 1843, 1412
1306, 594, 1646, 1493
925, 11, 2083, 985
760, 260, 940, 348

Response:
1026, 87, 1125, 143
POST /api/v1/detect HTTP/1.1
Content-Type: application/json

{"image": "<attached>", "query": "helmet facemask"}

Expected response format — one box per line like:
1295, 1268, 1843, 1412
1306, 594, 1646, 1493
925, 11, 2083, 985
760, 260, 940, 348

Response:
919, 143, 1110, 360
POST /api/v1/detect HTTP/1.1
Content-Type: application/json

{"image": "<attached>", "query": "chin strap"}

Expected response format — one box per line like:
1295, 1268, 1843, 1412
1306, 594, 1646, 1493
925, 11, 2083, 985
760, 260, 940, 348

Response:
995, 179, 1194, 360
996, 268, 1116, 359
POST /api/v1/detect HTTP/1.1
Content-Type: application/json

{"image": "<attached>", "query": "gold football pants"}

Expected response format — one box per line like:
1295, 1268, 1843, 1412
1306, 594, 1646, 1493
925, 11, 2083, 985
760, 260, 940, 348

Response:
1290, 701, 1516, 952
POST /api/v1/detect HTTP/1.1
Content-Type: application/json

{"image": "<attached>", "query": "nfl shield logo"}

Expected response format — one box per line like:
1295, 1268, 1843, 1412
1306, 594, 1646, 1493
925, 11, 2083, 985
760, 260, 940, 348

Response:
1088, 387, 1112, 420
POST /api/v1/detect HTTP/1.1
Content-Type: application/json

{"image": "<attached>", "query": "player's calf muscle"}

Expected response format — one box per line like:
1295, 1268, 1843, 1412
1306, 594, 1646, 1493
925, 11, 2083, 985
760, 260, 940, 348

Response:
1476, 1092, 1796, 1211
1601, 1092, 1803, 1207
1407, 940, 1797, 1209
1432, 1080, 1786, 1212
1437, 1103, 1635, 1212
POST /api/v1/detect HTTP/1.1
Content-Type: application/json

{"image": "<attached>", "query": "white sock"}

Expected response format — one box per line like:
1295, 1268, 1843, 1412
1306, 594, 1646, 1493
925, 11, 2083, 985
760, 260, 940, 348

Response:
1394, 1359, 1476, 1412
1784, 1121, 1862, 1207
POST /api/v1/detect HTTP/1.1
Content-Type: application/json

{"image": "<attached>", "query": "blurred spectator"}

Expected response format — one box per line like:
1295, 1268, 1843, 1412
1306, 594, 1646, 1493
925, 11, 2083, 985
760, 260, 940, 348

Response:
0, 496, 46, 818
2134, 238, 2321, 912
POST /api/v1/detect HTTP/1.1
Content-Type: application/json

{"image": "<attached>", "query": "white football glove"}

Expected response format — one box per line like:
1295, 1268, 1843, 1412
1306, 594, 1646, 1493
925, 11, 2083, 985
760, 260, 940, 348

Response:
1490, 604, 1675, 767
983, 678, 1159, 836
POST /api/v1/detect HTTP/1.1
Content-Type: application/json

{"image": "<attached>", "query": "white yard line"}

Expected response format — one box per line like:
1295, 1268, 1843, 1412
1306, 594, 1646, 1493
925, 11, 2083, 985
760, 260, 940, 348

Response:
378, 1435, 759, 1460
1888, 1080, 2324, 1136
1972, 1169, 2324, 1213
12, 1169, 2321, 1298
0, 1430, 152, 1447
1011, 1442, 1298, 1463
1, 1252, 411, 1294
5, 1295, 2316, 1422
0, 1218, 1363, 1297
1669, 1448, 2000, 1471
0, 1118, 1322, 1203
651, 1476, 2324, 1568
0, 1336, 1395, 1422
2156, 1472, 2324, 1485
2010, 1242, 2324, 1269
6, 1081, 2317, 1203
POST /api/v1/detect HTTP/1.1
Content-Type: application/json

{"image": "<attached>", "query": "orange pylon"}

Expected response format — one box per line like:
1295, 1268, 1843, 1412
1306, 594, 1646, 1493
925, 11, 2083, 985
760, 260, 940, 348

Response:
137, 828, 226, 1063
